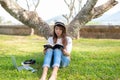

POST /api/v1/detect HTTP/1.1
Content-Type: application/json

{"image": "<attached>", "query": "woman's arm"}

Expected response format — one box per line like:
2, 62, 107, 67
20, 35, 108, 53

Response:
43, 37, 53, 54
62, 37, 72, 56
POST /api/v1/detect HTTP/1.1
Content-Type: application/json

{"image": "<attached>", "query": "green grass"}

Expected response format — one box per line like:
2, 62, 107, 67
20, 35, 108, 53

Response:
0, 34, 120, 80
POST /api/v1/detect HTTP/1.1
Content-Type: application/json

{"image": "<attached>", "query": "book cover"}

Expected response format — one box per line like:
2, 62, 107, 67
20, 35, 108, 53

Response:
43, 44, 64, 49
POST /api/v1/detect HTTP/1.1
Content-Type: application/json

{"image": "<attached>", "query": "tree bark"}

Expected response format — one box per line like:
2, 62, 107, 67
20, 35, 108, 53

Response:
67, 0, 98, 38
0, 0, 118, 39
0, 0, 51, 39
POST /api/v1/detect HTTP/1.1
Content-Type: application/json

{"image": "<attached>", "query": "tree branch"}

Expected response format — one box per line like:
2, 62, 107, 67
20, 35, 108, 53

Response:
67, 0, 98, 38
64, 0, 69, 8
92, 0, 118, 19
0, 0, 51, 39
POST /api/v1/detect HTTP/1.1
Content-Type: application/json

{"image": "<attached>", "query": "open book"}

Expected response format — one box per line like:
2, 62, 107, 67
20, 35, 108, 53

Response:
44, 44, 64, 50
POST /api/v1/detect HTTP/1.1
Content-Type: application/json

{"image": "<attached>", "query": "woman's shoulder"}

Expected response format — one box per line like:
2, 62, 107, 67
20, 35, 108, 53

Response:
48, 37, 53, 42
66, 36, 72, 41
48, 36, 53, 40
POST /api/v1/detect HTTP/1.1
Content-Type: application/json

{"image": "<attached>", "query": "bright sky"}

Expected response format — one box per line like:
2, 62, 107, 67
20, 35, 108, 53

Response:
0, 0, 120, 24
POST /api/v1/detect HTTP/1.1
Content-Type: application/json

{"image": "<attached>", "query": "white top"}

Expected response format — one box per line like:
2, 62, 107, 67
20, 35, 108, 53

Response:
47, 36, 72, 53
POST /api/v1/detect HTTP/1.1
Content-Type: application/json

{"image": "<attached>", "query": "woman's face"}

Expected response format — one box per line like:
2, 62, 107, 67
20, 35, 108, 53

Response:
55, 26, 63, 37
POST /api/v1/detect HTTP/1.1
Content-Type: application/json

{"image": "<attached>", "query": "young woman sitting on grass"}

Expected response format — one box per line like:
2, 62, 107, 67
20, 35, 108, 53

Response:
39, 22, 72, 80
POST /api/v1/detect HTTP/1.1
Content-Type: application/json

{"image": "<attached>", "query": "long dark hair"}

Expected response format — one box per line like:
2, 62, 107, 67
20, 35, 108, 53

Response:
53, 22, 67, 48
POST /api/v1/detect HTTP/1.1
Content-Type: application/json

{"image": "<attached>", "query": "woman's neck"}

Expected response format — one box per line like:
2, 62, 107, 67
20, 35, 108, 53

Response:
57, 36, 62, 38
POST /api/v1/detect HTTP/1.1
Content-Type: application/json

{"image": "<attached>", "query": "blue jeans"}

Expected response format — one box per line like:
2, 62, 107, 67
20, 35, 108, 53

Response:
42, 48, 70, 68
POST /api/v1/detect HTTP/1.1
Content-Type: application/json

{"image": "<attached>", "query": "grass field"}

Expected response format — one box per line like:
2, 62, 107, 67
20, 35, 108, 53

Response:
0, 34, 120, 80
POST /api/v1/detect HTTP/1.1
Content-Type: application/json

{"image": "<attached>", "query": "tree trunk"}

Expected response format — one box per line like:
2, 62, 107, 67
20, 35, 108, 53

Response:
30, 28, 34, 35
0, 0, 118, 39
67, 0, 118, 38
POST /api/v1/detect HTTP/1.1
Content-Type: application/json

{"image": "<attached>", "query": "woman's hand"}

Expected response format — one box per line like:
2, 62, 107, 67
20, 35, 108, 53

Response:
62, 49, 70, 56
43, 48, 47, 54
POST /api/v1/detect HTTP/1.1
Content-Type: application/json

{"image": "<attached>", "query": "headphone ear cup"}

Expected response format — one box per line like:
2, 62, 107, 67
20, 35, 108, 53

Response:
31, 59, 36, 64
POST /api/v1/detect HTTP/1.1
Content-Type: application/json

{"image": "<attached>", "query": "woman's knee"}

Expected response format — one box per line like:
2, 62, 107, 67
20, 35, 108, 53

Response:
54, 49, 62, 54
45, 48, 53, 55
61, 57, 70, 67
46, 48, 53, 52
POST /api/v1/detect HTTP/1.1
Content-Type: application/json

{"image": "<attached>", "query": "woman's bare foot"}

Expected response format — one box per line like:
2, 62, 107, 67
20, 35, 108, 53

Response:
39, 74, 47, 80
40, 67, 48, 80
49, 66, 58, 80
49, 74, 57, 80
39, 77, 46, 80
